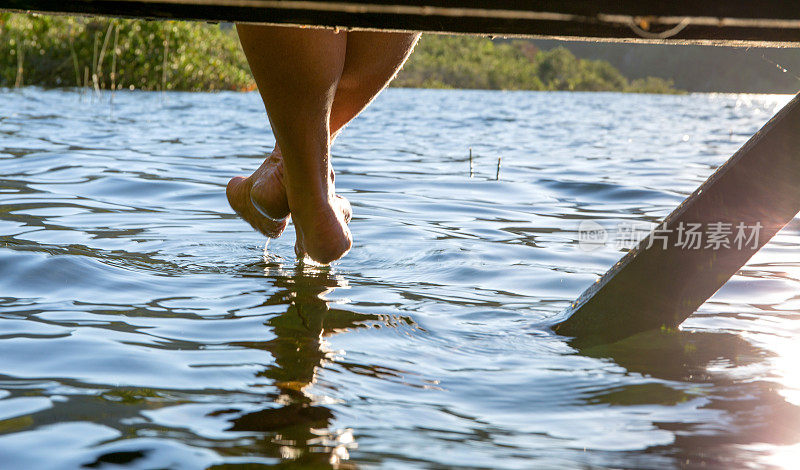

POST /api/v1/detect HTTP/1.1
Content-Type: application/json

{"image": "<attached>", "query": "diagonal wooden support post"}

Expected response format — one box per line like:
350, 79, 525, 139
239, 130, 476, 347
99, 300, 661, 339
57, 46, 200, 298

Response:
555, 92, 800, 347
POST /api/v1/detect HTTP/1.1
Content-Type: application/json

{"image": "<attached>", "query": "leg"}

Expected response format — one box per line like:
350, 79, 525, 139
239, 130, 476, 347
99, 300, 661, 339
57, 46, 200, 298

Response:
232, 30, 419, 223
229, 27, 419, 261
246, 30, 418, 223
328, 31, 420, 140
235, 24, 349, 264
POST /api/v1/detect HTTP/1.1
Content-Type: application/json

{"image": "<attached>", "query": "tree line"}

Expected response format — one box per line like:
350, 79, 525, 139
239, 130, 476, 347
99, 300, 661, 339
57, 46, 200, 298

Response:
530, 39, 800, 94
394, 34, 680, 93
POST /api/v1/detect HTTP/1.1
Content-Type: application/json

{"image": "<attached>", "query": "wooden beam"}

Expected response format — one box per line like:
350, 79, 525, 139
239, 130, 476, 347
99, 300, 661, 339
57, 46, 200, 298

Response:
4, 0, 800, 45
555, 92, 800, 347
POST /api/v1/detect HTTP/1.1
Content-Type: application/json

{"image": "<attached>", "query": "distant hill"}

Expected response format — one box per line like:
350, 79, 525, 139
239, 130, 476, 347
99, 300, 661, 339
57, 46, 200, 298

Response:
530, 40, 800, 94
393, 34, 681, 93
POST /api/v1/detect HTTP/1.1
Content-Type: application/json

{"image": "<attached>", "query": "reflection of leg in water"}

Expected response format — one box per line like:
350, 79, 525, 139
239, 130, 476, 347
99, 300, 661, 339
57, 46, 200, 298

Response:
217, 269, 375, 465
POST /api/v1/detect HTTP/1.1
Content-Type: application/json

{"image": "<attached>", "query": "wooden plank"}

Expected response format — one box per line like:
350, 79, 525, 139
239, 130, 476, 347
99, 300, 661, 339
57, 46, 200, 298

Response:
554, 92, 800, 347
4, 0, 800, 45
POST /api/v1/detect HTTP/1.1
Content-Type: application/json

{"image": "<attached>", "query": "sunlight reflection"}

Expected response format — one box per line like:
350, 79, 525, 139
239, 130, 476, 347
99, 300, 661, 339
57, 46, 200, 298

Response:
765, 335, 800, 407
750, 442, 800, 470
738, 222, 800, 469
257, 250, 358, 466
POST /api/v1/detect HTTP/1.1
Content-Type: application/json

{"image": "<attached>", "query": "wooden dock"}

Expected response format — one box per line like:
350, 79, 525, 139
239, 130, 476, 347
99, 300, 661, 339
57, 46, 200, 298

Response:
4, 1, 800, 46
555, 93, 800, 346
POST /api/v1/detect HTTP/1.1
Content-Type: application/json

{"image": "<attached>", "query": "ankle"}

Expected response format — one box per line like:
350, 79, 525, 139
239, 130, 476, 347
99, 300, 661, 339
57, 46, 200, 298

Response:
287, 186, 332, 215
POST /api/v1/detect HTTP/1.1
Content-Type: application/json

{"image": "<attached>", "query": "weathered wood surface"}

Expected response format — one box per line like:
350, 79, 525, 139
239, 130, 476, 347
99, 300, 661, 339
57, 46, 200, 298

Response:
3, 0, 800, 45
555, 92, 800, 347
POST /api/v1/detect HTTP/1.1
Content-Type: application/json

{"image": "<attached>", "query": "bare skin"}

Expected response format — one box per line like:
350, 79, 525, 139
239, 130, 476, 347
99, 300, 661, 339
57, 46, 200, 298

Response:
227, 26, 419, 263
226, 150, 288, 238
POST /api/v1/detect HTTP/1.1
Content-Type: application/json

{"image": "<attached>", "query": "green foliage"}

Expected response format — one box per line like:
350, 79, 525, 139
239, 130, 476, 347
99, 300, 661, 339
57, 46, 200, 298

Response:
0, 12, 252, 91
394, 34, 682, 93
625, 77, 680, 94
393, 34, 546, 90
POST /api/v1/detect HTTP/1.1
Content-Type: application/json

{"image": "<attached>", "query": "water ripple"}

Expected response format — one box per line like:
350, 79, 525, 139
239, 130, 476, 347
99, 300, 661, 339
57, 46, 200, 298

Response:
0, 88, 797, 468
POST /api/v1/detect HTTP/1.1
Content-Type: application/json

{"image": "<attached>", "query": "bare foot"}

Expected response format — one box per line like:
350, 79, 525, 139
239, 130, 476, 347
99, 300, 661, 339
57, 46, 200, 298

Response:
226, 150, 289, 238
293, 194, 353, 265
250, 150, 290, 221
230, 148, 353, 263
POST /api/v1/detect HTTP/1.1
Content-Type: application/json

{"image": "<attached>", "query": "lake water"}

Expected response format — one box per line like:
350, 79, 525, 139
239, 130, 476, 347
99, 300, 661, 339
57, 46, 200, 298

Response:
1, 87, 799, 469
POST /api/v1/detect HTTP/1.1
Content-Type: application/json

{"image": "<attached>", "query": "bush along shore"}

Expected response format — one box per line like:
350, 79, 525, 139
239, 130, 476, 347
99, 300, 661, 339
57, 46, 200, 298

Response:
0, 13, 253, 91
0, 13, 682, 94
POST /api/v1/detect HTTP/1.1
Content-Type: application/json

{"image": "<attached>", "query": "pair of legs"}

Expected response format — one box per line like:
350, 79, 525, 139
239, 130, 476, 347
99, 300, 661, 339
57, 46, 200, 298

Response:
227, 25, 419, 263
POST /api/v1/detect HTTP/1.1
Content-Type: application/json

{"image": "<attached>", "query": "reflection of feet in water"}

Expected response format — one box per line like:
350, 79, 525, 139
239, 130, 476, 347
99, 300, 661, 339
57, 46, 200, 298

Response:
212, 267, 356, 465
205, 263, 421, 465
226, 149, 290, 238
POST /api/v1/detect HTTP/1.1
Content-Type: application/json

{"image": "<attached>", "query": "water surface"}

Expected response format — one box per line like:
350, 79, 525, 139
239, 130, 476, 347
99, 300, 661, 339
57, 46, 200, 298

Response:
1, 88, 799, 468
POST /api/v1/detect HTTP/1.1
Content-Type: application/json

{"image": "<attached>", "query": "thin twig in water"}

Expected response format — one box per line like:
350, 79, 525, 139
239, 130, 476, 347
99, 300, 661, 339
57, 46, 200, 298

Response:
96, 22, 115, 89
469, 147, 473, 178
111, 24, 120, 102
83, 66, 89, 99
91, 32, 100, 98
14, 38, 24, 88
68, 26, 81, 89
162, 23, 170, 100
496, 157, 501, 180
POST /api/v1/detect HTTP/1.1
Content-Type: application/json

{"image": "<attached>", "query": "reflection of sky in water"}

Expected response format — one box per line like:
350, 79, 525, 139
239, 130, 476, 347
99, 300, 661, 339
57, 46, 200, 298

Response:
0, 88, 798, 468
